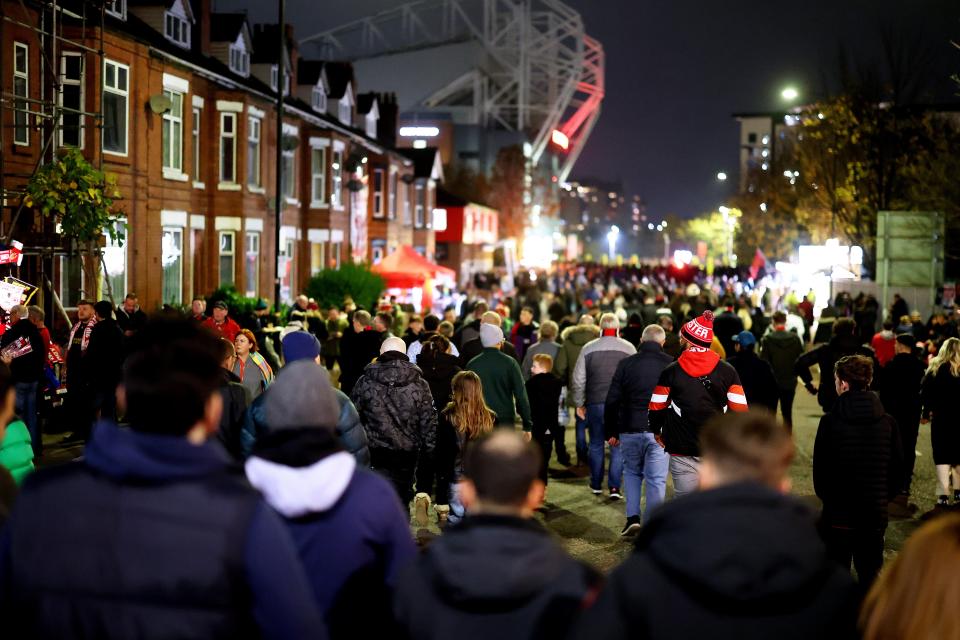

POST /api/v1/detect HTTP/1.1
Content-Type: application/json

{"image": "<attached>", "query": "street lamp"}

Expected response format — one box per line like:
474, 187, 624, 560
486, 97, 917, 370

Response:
716, 171, 727, 181
606, 225, 619, 260
781, 86, 799, 102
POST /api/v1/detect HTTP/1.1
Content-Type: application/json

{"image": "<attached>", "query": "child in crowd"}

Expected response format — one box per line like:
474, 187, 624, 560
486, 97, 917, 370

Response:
526, 353, 563, 485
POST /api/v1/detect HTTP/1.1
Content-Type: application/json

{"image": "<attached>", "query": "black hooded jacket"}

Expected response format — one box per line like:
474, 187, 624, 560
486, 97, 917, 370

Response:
794, 335, 876, 411
417, 349, 462, 411
573, 483, 859, 640
813, 390, 903, 528
394, 515, 599, 640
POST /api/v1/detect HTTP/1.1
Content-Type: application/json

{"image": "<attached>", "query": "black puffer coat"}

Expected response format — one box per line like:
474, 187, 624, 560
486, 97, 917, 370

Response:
813, 390, 903, 528
351, 352, 437, 454
417, 350, 462, 411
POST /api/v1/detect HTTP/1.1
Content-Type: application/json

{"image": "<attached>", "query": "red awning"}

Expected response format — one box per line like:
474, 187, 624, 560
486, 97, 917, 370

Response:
371, 245, 455, 289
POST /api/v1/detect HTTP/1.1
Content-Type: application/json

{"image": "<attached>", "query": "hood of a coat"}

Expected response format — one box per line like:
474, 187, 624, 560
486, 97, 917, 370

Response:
829, 335, 868, 356
638, 483, 831, 607
677, 347, 720, 378
833, 390, 886, 424
424, 515, 574, 606
417, 351, 461, 380
245, 451, 355, 518
561, 324, 600, 347
362, 358, 424, 388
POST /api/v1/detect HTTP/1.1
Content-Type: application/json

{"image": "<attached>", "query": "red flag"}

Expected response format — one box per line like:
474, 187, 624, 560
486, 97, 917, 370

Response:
749, 249, 767, 280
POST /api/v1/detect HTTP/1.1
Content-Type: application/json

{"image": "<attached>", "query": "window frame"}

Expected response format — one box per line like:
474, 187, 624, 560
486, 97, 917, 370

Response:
401, 180, 411, 226
244, 231, 260, 298
310, 146, 327, 207
312, 86, 327, 112
330, 149, 343, 209
192, 106, 202, 184
246, 116, 261, 189
161, 226, 184, 305
229, 45, 249, 77
218, 230, 236, 287
164, 11, 190, 48
102, 59, 130, 156
388, 170, 398, 220
59, 52, 84, 148
13, 42, 29, 146
414, 181, 425, 228
219, 112, 237, 184
372, 168, 384, 218
105, 0, 126, 20
161, 89, 184, 174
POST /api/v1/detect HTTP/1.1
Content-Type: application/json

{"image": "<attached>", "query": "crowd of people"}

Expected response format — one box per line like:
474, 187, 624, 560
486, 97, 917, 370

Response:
0, 263, 958, 638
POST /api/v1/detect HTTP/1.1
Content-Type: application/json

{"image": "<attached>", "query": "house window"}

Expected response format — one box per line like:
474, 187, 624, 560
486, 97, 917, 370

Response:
282, 150, 295, 199
338, 98, 351, 124
312, 87, 326, 112
192, 107, 201, 182
371, 238, 386, 264
372, 168, 384, 218
247, 117, 261, 188
161, 90, 184, 173
229, 45, 249, 77
311, 147, 326, 205
103, 59, 129, 155
388, 171, 397, 219
310, 241, 325, 276
401, 180, 411, 225
331, 241, 342, 268
331, 149, 343, 208
415, 182, 425, 228
218, 231, 235, 287
59, 53, 84, 147
13, 43, 29, 146
102, 219, 127, 300
270, 65, 278, 91
164, 11, 190, 48
245, 231, 260, 298
279, 238, 295, 301
162, 227, 183, 305
105, 0, 126, 19
220, 112, 236, 183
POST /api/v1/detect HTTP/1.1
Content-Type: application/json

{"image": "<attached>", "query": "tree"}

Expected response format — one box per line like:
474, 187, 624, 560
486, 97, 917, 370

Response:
305, 262, 385, 312
488, 145, 526, 241
679, 209, 741, 266
22, 148, 124, 301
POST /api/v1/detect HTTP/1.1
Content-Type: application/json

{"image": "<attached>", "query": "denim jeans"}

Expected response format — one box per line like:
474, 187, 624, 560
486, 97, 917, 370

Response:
448, 482, 465, 525
619, 432, 669, 521
574, 410, 588, 463
587, 403, 622, 491
15, 381, 39, 457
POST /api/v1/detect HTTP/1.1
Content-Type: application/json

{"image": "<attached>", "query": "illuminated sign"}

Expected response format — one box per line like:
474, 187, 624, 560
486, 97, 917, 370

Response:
399, 126, 440, 137
551, 129, 569, 150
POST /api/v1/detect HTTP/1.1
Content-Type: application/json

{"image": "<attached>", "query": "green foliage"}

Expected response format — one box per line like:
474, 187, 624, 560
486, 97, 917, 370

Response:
23, 148, 124, 245
305, 263, 385, 311
208, 286, 263, 318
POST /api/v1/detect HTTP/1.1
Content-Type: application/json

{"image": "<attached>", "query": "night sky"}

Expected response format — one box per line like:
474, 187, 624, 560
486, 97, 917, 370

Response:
220, 0, 960, 219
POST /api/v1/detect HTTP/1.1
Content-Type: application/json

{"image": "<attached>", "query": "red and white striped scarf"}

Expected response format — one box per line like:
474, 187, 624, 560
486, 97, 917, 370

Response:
67, 316, 97, 354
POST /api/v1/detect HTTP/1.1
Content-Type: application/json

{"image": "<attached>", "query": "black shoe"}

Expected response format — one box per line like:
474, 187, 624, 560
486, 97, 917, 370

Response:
609, 487, 622, 500
620, 516, 641, 536
557, 455, 573, 466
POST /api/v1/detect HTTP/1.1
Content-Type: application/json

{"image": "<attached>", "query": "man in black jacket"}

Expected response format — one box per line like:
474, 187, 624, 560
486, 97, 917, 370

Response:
0, 304, 45, 457
760, 311, 805, 430
795, 317, 875, 413
604, 325, 672, 535
728, 331, 779, 413
575, 411, 859, 640
814, 355, 903, 587
877, 334, 925, 508
87, 301, 125, 423
394, 430, 599, 640
216, 338, 251, 461
338, 310, 383, 396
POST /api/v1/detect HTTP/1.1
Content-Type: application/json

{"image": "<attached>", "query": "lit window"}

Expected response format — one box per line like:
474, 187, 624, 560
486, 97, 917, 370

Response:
162, 227, 183, 305
245, 231, 260, 297
102, 219, 127, 300
312, 87, 327, 112
338, 97, 351, 124
164, 11, 190, 48
330, 149, 343, 208
311, 146, 326, 205
13, 43, 29, 146
415, 182, 425, 228
219, 231, 235, 287
59, 53, 84, 148
161, 90, 184, 173
388, 171, 397, 220
247, 116, 261, 188
279, 238, 295, 301
220, 112, 236, 183
103, 59, 129, 155
401, 180, 411, 226
105, 0, 126, 20
229, 45, 249, 77
372, 168, 384, 218
270, 65, 278, 91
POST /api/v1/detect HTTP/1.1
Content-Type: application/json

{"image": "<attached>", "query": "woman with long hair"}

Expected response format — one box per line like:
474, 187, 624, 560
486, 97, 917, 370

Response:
416, 334, 462, 511
441, 371, 495, 524
860, 514, 960, 639
233, 328, 274, 399
921, 337, 960, 508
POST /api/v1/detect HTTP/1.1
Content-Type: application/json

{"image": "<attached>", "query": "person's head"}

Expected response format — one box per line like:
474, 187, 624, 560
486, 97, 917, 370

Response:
578, 314, 595, 326
473, 301, 489, 318
8, 304, 27, 324
408, 315, 423, 333
443, 307, 457, 323
123, 293, 138, 314
538, 320, 558, 342
261, 360, 340, 434
235, 329, 257, 357
191, 297, 206, 316
928, 336, 960, 376
281, 331, 322, 365
0, 361, 16, 440
860, 514, 960, 640
699, 411, 794, 492
421, 334, 451, 360
93, 300, 113, 322
479, 322, 504, 348
27, 305, 44, 327
633, 323, 663, 347
296, 294, 309, 310
480, 310, 502, 327
121, 317, 223, 438
895, 334, 914, 355
211, 301, 228, 322
76, 300, 94, 322
460, 430, 544, 517
733, 330, 757, 353
446, 370, 495, 439
658, 315, 674, 332
423, 315, 441, 333
379, 336, 407, 356
531, 353, 553, 376
519, 307, 534, 325
833, 317, 856, 338
353, 309, 372, 331
218, 337, 237, 371
680, 310, 715, 350
374, 311, 393, 333
438, 320, 455, 340
834, 355, 873, 395
882, 320, 894, 331
599, 312, 618, 332
772, 310, 787, 327
910, 310, 922, 322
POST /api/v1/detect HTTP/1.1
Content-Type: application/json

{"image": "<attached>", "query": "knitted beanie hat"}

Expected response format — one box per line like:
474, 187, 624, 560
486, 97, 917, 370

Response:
681, 310, 715, 349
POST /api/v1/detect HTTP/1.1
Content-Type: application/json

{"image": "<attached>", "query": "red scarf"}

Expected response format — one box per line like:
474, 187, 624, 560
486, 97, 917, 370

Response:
601, 328, 618, 337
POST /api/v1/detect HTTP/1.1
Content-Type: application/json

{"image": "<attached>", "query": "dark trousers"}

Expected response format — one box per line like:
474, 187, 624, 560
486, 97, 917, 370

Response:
370, 447, 418, 507
65, 383, 95, 441
551, 422, 569, 462
895, 416, 920, 494
822, 525, 885, 587
777, 385, 796, 431
533, 433, 553, 484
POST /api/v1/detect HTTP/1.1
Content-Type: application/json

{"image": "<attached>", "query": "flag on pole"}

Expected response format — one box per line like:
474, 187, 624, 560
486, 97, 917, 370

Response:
749, 249, 768, 280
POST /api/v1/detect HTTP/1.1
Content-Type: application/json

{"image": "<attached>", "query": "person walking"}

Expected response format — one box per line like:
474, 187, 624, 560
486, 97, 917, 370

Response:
202, 301, 241, 342
761, 311, 805, 430
416, 334, 462, 507
575, 412, 859, 640
795, 318, 876, 414
393, 431, 600, 640
728, 331, 778, 413
604, 324, 672, 535
466, 323, 533, 432
63, 300, 97, 443
232, 329, 274, 400
572, 313, 636, 499
0, 305, 46, 457
215, 338, 251, 461
520, 320, 560, 381
648, 311, 749, 498
712, 299, 744, 357
338, 310, 383, 396
510, 306, 539, 362
814, 355, 903, 588
0, 317, 326, 638
870, 321, 897, 367
245, 360, 416, 639
408, 315, 460, 364
920, 337, 960, 510
459, 311, 520, 365
525, 354, 564, 487
554, 315, 600, 465
351, 337, 437, 517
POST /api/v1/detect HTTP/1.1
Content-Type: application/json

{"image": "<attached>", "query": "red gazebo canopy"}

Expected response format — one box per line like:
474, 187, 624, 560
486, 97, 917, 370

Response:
371, 245, 455, 289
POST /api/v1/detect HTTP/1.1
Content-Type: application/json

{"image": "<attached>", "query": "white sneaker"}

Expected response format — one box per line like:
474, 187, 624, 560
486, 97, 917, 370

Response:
414, 492, 432, 527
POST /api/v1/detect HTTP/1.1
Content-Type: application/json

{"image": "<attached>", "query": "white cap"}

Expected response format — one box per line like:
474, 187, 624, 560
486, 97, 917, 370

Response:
380, 336, 407, 355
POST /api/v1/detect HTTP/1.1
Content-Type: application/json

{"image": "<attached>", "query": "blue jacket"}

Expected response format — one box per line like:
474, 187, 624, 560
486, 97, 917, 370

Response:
0, 422, 326, 640
242, 389, 370, 465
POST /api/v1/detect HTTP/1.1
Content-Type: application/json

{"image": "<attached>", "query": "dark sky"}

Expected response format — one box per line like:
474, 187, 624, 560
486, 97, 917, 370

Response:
219, 0, 960, 219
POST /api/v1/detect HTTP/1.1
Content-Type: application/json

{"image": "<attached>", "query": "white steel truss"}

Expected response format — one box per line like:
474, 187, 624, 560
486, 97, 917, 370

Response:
300, 0, 604, 182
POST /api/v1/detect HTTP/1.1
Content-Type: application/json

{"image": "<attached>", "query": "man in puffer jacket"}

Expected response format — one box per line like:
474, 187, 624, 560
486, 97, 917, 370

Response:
246, 361, 416, 639
351, 337, 438, 506
241, 332, 370, 465
649, 311, 749, 498
555, 315, 600, 465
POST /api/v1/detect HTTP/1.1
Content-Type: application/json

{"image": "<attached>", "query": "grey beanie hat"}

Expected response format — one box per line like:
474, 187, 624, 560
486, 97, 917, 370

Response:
480, 322, 504, 348
263, 360, 339, 431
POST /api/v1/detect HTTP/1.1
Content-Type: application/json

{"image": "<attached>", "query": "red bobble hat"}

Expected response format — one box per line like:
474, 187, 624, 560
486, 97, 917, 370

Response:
681, 310, 715, 349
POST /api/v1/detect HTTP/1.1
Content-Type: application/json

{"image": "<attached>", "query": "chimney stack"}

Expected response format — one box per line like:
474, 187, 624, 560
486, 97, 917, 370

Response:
377, 92, 398, 147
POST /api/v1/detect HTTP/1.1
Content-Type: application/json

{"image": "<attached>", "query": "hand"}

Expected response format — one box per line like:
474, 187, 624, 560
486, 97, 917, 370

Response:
654, 434, 665, 448
805, 383, 818, 395
576, 407, 586, 420
0, 354, 11, 365
522, 431, 532, 443
607, 437, 619, 447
